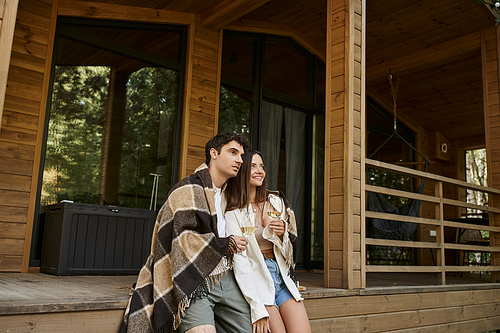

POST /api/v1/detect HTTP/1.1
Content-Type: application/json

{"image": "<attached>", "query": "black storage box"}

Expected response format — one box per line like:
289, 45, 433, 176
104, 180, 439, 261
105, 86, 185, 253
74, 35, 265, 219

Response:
40, 202, 156, 275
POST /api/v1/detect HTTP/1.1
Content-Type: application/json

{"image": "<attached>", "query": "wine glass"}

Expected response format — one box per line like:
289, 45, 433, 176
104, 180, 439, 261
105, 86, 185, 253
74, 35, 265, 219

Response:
267, 202, 281, 220
241, 211, 257, 237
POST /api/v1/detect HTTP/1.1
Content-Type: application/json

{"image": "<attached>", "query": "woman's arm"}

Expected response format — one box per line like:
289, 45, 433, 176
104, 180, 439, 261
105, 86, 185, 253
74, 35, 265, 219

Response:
225, 210, 269, 324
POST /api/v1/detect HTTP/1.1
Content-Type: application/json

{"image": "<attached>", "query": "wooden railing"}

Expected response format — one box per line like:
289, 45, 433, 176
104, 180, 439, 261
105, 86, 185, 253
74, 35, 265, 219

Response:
363, 158, 500, 285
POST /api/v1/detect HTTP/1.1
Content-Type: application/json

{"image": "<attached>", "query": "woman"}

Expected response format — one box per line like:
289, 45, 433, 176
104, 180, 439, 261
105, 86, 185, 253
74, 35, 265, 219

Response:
225, 150, 311, 333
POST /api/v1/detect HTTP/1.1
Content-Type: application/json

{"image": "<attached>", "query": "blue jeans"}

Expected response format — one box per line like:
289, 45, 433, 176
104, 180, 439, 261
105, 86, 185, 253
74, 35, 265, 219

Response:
264, 257, 294, 307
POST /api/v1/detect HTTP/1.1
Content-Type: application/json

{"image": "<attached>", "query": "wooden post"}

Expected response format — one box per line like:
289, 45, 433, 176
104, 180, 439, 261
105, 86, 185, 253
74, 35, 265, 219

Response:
178, 15, 221, 177
0, 0, 20, 131
326, 0, 365, 289
482, 26, 500, 283
435, 181, 446, 285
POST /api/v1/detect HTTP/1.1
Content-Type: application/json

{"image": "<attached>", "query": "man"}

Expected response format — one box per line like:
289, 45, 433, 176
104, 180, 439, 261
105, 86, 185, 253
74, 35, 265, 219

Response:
120, 132, 268, 333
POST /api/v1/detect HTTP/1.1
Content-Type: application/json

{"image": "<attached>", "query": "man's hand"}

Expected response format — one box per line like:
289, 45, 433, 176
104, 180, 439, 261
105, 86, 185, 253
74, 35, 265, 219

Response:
229, 235, 248, 253
253, 317, 269, 333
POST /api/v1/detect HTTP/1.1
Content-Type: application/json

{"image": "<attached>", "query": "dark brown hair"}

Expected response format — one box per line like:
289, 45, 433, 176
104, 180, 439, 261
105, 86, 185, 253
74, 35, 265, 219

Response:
225, 150, 267, 211
205, 132, 250, 166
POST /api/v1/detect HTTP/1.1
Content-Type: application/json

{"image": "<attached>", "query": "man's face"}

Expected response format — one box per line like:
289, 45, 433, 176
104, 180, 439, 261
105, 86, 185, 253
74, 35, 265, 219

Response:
210, 140, 245, 180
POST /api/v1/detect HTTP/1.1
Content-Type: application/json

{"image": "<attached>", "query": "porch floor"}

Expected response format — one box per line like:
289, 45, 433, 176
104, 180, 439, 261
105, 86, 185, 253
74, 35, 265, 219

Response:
0, 271, 498, 316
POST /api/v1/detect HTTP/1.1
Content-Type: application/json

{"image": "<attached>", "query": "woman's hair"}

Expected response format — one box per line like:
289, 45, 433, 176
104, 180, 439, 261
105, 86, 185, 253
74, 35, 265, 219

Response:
225, 150, 267, 211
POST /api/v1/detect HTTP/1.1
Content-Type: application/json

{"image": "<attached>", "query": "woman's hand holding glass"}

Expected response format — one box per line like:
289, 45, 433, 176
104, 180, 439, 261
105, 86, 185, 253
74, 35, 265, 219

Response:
241, 211, 257, 237
237, 211, 256, 257
267, 203, 285, 238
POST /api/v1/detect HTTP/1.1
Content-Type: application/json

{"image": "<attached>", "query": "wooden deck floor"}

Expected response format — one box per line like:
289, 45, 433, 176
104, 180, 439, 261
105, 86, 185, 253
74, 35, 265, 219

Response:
0, 270, 495, 315
2, 271, 500, 332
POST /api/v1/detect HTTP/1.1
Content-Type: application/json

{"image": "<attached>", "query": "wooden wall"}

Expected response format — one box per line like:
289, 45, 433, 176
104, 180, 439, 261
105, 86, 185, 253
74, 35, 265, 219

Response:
0, 0, 213, 272
306, 288, 500, 332
0, 0, 56, 272
325, 0, 365, 289
179, 16, 221, 178
483, 25, 500, 283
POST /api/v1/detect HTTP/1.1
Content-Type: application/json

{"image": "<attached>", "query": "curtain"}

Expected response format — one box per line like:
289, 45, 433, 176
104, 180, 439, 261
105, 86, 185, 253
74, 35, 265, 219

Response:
259, 100, 283, 190
284, 107, 306, 262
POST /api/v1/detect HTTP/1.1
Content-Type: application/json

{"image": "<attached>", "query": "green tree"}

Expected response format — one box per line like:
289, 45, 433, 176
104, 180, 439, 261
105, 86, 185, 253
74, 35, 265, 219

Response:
42, 66, 109, 205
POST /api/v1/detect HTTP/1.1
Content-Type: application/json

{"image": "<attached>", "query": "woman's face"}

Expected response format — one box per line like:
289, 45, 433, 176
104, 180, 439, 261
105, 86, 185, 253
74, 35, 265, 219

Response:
249, 154, 265, 188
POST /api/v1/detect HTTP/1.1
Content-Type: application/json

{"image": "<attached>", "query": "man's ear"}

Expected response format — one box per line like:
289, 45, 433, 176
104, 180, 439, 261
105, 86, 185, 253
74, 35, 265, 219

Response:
210, 148, 218, 161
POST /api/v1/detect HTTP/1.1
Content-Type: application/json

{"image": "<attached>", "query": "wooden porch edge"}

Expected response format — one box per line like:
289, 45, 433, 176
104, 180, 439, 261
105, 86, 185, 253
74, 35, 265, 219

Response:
3, 282, 500, 316
301, 282, 500, 299
1, 299, 128, 316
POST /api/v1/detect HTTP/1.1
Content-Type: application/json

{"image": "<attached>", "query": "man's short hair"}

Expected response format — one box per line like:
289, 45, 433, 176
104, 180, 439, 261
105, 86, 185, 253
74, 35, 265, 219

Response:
205, 132, 250, 165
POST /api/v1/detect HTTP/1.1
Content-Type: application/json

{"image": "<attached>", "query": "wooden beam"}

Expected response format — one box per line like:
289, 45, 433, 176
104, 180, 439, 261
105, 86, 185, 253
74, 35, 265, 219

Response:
57, 0, 194, 25
0, 0, 20, 131
367, 32, 481, 84
225, 19, 325, 62
201, 0, 270, 31
179, 16, 196, 180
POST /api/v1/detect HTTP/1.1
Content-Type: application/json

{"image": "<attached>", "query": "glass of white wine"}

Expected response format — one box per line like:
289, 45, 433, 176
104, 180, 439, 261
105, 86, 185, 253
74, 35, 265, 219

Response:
267, 202, 281, 220
241, 211, 257, 237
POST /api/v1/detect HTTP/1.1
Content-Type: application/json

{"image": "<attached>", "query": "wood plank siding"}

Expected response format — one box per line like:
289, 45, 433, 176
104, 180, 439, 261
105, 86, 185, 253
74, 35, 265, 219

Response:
483, 25, 500, 283
306, 288, 500, 332
326, 0, 365, 289
180, 16, 221, 178
0, 0, 56, 272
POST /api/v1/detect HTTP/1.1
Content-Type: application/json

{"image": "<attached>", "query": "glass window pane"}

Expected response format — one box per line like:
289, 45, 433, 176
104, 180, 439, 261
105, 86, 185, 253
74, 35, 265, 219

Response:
317, 63, 326, 107
218, 86, 252, 139
58, 24, 182, 64
264, 40, 308, 101
311, 113, 325, 262
119, 67, 179, 209
221, 36, 254, 86
40, 24, 182, 211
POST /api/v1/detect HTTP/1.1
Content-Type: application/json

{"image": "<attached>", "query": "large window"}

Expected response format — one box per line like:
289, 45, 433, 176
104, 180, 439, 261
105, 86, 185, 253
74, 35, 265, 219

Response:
220, 32, 325, 268
31, 19, 185, 266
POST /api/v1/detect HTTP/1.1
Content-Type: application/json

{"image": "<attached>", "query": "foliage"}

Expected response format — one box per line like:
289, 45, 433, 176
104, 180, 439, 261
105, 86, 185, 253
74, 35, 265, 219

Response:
118, 67, 179, 208
218, 86, 251, 139
42, 66, 109, 205
41, 66, 179, 210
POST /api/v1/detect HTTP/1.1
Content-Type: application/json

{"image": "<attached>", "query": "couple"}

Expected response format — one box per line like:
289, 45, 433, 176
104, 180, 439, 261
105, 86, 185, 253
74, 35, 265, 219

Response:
120, 132, 311, 333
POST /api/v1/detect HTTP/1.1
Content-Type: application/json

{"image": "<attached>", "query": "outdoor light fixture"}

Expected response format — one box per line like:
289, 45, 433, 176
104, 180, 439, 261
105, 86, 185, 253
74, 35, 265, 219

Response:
479, 0, 500, 25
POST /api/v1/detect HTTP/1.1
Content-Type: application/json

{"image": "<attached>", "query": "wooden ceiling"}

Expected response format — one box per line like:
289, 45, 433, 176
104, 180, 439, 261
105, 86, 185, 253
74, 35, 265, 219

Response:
68, 0, 495, 147
366, 0, 494, 148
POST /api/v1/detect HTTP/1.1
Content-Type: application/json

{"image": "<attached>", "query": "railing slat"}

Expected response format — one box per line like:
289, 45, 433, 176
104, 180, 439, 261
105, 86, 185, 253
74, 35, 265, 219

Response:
445, 243, 500, 252
365, 211, 442, 226
366, 238, 440, 249
365, 184, 441, 203
445, 266, 500, 272
366, 266, 441, 273
365, 158, 500, 195
441, 198, 500, 213
443, 220, 500, 233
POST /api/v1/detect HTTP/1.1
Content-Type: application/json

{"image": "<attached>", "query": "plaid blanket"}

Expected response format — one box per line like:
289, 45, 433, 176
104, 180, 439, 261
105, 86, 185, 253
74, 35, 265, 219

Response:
120, 164, 236, 333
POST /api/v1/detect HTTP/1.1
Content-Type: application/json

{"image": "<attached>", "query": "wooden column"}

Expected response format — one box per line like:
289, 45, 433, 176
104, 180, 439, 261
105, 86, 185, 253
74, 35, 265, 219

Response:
0, 0, 20, 131
98, 68, 127, 206
325, 0, 365, 289
178, 15, 221, 178
482, 26, 500, 283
